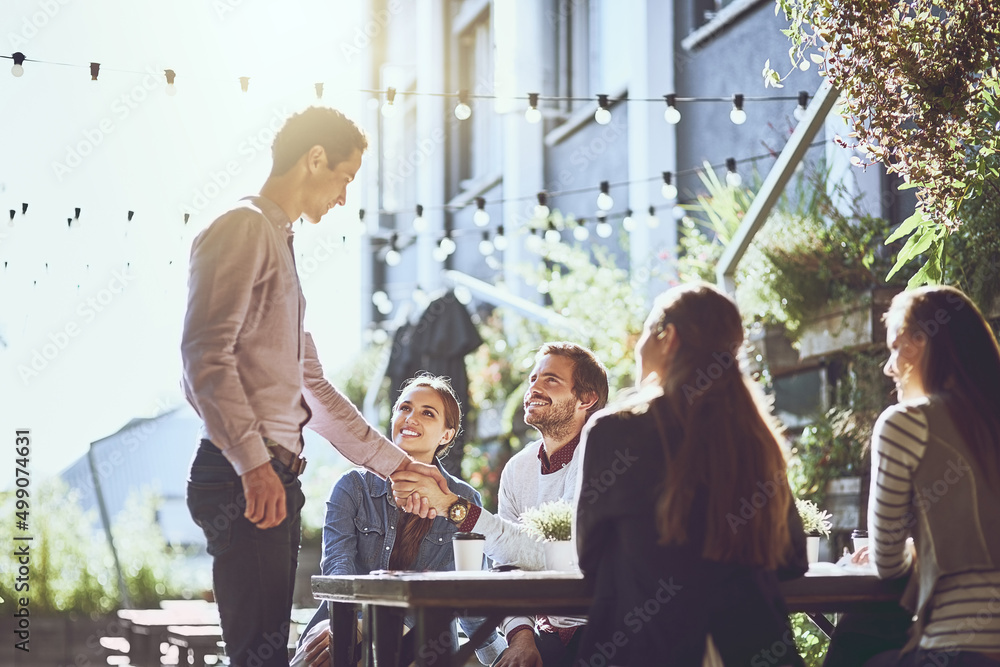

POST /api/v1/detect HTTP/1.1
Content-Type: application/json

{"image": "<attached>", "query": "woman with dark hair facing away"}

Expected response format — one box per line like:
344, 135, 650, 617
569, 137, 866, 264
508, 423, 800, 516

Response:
574, 282, 807, 666
291, 375, 505, 667
852, 286, 1000, 667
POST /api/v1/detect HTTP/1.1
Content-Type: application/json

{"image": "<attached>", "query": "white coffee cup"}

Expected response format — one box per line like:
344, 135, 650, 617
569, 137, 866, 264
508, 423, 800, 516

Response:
452, 532, 486, 571
851, 529, 869, 554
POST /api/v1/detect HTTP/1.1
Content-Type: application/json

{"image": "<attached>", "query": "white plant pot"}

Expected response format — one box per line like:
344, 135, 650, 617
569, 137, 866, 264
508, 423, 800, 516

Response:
807, 535, 821, 564
543, 540, 578, 571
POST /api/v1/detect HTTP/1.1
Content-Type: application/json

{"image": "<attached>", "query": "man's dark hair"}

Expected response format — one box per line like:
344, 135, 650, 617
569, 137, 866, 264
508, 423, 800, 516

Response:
535, 342, 610, 417
270, 106, 368, 176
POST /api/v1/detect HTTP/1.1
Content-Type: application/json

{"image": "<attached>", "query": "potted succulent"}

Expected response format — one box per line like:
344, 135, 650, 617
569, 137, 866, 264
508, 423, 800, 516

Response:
795, 498, 833, 564
520, 499, 577, 571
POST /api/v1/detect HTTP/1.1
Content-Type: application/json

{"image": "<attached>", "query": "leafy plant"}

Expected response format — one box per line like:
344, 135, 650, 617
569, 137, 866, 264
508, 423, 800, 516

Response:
768, 0, 1000, 286
795, 498, 833, 538
790, 613, 831, 667
519, 499, 574, 542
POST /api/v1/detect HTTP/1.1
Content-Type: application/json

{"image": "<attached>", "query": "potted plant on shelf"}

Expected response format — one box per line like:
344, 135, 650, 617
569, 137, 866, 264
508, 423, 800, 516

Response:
795, 498, 833, 564
520, 499, 577, 571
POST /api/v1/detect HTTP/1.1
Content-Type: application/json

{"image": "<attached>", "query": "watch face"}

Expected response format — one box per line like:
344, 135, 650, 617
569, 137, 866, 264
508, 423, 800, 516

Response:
450, 501, 467, 523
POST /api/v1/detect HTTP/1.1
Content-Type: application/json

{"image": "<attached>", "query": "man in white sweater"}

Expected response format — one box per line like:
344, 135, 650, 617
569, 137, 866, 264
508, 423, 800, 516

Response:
392, 342, 609, 667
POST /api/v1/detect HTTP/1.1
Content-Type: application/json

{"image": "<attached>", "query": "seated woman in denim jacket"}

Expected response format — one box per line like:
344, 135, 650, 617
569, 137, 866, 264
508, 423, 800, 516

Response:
291, 375, 505, 667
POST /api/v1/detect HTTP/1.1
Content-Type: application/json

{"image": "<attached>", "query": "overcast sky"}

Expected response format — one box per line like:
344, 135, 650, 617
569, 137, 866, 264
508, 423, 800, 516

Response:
0, 0, 379, 483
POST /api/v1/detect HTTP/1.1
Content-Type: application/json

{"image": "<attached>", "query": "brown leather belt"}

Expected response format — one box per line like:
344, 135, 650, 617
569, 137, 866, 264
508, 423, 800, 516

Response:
266, 442, 307, 476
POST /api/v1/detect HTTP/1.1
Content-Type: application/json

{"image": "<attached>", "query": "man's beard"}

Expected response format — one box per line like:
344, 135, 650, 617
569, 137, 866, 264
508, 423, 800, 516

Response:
525, 396, 577, 441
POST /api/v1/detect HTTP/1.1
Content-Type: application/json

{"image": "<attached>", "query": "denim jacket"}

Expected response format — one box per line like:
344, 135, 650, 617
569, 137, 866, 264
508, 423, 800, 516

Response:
304, 460, 506, 664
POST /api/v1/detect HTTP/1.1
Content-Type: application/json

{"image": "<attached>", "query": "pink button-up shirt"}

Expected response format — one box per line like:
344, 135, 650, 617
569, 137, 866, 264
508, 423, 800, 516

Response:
181, 196, 407, 477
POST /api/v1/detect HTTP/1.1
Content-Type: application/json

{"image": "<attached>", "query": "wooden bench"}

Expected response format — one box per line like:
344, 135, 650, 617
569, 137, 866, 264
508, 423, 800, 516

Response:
167, 625, 224, 667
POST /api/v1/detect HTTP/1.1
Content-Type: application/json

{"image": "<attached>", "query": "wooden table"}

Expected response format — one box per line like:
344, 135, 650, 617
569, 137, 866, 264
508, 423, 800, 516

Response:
312, 570, 907, 667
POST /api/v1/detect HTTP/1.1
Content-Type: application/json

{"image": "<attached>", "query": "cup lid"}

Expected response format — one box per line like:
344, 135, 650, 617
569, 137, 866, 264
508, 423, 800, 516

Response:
453, 532, 486, 540
851, 529, 868, 537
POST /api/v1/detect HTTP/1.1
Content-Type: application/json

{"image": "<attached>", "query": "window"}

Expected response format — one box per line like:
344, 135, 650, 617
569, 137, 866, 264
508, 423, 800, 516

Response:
456, 11, 500, 183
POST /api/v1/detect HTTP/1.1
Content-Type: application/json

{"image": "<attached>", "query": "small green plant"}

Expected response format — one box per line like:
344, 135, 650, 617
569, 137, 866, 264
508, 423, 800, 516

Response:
519, 499, 574, 542
795, 499, 833, 538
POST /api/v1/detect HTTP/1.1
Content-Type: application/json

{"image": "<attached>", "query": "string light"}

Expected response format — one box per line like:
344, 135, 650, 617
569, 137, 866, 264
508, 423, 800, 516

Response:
439, 231, 457, 255
594, 94, 612, 125
493, 225, 508, 251
730, 93, 747, 125
127, 210, 134, 221
595, 214, 612, 238
478, 230, 494, 256
646, 205, 660, 228
385, 233, 401, 266
314, 82, 324, 99
164, 69, 177, 96
473, 197, 490, 227
622, 209, 636, 232
454, 90, 472, 120
661, 172, 677, 200
535, 192, 550, 220
663, 94, 681, 124
573, 218, 590, 241
596, 181, 614, 211
381, 87, 397, 117
413, 204, 426, 233
239, 76, 250, 93
11, 52, 25, 77
725, 157, 743, 187
525, 92, 541, 124
794, 90, 809, 121
545, 221, 561, 243
89, 62, 100, 81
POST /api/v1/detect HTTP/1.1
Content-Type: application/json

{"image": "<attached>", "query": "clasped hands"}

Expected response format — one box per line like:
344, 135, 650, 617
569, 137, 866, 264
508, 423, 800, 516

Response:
389, 461, 458, 520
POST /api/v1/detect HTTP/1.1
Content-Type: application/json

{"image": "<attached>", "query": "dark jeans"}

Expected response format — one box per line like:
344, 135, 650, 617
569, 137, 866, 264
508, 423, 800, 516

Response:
823, 609, 913, 667
187, 439, 305, 667
866, 648, 1000, 667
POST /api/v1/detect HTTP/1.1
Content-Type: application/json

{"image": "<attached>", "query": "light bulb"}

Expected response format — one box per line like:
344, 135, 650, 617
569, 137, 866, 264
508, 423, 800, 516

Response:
473, 209, 490, 227
573, 225, 590, 241
372, 290, 388, 305
545, 228, 561, 243
596, 220, 612, 238
377, 300, 394, 315
730, 108, 747, 125
794, 105, 806, 121
372, 329, 389, 344
525, 106, 542, 124
385, 249, 401, 266
647, 209, 660, 228
440, 236, 457, 255
662, 182, 678, 200
493, 232, 508, 251
11, 63, 24, 77
479, 238, 494, 255
165, 83, 177, 96
672, 205, 687, 220
455, 102, 472, 120
433, 246, 449, 262
535, 204, 550, 219
596, 192, 614, 211
381, 101, 396, 118
413, 215, 427, 233
622, 213, 636, 232
594, 107, 612, 125
726, 171, 743, 187
663, 106, 681, 124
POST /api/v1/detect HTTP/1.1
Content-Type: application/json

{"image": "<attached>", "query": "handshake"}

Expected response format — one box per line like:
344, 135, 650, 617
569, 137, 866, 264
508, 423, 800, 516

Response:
390, 458, 463, 520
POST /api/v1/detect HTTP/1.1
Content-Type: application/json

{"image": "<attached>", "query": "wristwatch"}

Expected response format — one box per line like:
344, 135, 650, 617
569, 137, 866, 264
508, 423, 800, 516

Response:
446, 497, 470, 526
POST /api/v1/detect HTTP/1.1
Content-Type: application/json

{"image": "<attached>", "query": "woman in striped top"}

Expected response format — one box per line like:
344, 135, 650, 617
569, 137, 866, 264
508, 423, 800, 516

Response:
862, 286, 1000, 667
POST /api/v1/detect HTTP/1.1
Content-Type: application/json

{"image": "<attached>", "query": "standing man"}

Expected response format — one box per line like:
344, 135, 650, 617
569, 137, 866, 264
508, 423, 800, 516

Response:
182, 106, 446, 667
391, 342, 609, 667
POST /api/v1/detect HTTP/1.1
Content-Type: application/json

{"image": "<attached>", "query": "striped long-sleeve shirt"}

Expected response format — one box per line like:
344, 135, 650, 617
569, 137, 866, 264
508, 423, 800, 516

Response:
869, 401, 1000, 651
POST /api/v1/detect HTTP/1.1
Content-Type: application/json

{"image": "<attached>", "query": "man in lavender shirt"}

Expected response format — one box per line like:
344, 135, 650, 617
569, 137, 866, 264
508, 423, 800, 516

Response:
182, 106, 446, 667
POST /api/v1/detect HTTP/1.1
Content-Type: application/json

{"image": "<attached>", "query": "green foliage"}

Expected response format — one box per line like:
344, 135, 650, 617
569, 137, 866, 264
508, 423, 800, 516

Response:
0, 479, 200, 615
788, 408, 870, 504
677, 162, 903, 339
795, 498, 833, 538
519, 499, 574, 542
791, 613, 831, 667
770, 0, 1000, 285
